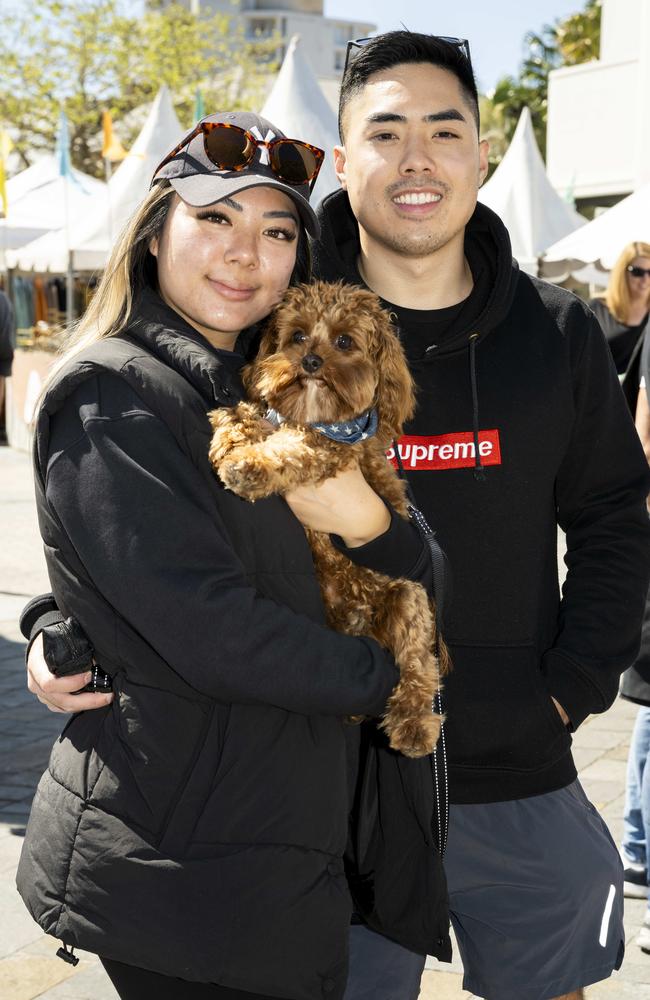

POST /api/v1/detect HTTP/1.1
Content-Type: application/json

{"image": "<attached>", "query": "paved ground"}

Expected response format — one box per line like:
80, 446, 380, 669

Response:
1, 443, 650, 998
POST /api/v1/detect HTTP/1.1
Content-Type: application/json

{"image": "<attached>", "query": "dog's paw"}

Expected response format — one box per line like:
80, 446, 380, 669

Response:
381, 710, 442, 758
219, 456, 274, 500
208, 407, 272, 469
208, 436, 233, 469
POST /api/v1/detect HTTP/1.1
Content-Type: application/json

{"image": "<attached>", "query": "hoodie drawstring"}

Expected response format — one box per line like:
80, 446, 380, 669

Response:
468, 333, 486, 482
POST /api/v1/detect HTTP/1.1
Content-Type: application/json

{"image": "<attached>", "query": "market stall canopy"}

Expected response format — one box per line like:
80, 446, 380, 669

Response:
478, 107, 585, 275
261, 35, 340, 206
0, 156, 106, 262
541, 180, 650, 281
7, 86, 183, 273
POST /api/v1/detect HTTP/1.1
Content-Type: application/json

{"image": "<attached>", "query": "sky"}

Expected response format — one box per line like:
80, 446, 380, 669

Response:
323, 0, 587, 94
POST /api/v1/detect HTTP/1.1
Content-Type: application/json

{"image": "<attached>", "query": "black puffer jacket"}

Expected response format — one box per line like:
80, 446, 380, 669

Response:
17, 290, 450, 998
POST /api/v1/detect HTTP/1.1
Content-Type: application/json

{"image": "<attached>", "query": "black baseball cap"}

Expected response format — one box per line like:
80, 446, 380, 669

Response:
152, 111, 321, 238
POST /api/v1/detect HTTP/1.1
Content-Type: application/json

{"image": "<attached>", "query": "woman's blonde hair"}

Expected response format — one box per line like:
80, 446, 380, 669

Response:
605, 241, 650, 324
44, 181, 176, 389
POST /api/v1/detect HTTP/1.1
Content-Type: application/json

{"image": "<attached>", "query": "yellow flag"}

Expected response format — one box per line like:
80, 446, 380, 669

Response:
101, 110, 127, 163
0, 128, 13, 217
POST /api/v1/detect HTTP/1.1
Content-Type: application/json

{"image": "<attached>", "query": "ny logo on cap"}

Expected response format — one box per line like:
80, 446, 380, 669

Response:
250, 125, 277, 166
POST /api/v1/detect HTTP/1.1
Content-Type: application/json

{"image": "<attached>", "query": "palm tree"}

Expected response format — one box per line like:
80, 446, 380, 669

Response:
556, 0, 602, 65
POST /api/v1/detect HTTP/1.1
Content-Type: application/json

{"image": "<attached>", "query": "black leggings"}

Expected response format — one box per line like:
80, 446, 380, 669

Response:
99, 958, 293, 1000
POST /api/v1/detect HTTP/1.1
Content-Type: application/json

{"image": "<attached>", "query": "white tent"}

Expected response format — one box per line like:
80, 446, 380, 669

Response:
478, 107, 585, 276
261, 35, 340, 206
0, 157, 106, 263
7, 87, 183, 273
541, 181, 650, 281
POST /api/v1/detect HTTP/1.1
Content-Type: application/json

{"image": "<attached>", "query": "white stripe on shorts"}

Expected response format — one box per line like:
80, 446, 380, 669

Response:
599, 884, 616, 947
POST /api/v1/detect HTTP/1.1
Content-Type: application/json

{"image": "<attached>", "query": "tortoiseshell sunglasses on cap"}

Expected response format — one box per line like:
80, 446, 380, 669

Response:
153, 122, 325, 188
343, 34, 472, 76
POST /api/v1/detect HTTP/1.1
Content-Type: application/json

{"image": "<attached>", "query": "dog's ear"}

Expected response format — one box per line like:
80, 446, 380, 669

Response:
243, 311, 280, 398
257, 310, 281, 361
368, 300, 416, 443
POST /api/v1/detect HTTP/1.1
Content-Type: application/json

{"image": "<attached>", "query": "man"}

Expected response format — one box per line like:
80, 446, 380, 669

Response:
618, 314, 650, 952
23, 31, 650, 1000
310, 31, 650, 1000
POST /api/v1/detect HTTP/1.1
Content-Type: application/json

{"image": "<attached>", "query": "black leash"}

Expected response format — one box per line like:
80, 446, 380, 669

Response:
392, 440, 449, 856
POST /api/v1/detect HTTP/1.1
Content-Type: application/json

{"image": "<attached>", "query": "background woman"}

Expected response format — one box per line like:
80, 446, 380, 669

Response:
590, 242, 650, 411
16, 112, 446, 1000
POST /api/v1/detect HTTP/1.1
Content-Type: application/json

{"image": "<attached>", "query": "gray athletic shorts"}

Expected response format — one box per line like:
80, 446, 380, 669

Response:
343, 780, 624, 1000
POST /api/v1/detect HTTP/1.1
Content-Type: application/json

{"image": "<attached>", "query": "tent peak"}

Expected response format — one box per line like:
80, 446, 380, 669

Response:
478, 103, 584, 270
261, 32, 340, 205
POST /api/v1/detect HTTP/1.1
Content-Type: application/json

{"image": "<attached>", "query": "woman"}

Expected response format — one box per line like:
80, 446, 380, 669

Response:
17, 112, 449, 1000
590, 242, 650, 406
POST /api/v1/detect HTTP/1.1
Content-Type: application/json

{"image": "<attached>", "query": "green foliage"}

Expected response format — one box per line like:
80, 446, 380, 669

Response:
556, 0, 602, 65
0, 0, 278, 176
485, 0, 601, 166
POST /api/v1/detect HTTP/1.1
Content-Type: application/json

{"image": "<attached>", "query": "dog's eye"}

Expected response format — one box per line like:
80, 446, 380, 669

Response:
335, 334, 353, 350
291, 331, 306, 344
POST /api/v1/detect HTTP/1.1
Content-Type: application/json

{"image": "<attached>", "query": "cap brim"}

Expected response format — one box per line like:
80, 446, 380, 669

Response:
169, 173, 320, 239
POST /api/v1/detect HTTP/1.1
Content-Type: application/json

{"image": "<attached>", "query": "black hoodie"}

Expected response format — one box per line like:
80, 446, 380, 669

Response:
314, 189, 650, 804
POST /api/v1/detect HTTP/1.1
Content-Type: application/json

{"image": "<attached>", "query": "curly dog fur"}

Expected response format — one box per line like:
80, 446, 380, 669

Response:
208, 280, 446, 758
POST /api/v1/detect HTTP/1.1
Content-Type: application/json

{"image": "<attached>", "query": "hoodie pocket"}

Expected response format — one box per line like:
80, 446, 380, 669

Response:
444, 643, 571, 772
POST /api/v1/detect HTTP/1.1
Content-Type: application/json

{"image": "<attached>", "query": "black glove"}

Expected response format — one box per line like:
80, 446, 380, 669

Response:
41, 619, 112, 693
20, 596, 112, 695
41, 618, 94, 675
41, 619, 112, 694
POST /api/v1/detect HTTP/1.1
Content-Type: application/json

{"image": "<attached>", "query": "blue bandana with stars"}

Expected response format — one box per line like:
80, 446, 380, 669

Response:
311, 407, 378, 443
266, 407, 379, 444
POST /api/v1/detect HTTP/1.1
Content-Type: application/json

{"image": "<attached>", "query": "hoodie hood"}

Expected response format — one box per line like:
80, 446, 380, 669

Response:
313, 189, 520, 358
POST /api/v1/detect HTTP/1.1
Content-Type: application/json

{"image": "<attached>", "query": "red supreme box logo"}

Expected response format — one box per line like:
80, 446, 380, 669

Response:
387, 429, 502, 471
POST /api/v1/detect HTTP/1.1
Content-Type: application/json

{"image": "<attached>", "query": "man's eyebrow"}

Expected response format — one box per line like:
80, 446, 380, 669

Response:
365, 109, 467, 125
426, 109, 467, 124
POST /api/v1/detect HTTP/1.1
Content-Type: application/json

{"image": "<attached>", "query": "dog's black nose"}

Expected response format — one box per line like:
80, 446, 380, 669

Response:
302, 354, 323, 374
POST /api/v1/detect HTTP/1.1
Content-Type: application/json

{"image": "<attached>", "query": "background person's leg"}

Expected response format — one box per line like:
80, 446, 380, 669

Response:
622, 707, 650, 898
633, 706, 650, 950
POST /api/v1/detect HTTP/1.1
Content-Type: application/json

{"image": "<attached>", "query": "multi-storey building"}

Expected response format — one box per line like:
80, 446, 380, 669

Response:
164, 1, 374, 81
546, 0, 650, 212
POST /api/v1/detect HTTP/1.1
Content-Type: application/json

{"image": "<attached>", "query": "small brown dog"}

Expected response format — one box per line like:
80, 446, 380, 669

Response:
208, 281, 444, 758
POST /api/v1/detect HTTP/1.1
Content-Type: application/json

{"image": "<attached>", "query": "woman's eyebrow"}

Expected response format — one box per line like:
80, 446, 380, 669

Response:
263, 210, 299, 223
220, 197, 243, 212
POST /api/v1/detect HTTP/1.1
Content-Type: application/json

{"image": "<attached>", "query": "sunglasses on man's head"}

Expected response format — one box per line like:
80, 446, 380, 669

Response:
343, 34, 472, 77
154, 122, 325, 188
627, 265, 650, 279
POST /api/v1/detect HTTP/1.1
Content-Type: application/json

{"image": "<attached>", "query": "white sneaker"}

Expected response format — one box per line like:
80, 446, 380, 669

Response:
636, 915, 650, 953
624, 864, 649, 899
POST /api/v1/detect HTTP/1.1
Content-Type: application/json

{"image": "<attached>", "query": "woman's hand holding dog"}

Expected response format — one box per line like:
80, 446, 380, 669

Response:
285, 462, 391, 547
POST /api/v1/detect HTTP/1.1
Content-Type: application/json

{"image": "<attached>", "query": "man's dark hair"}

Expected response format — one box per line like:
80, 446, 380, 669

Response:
338, 31, 480, 141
